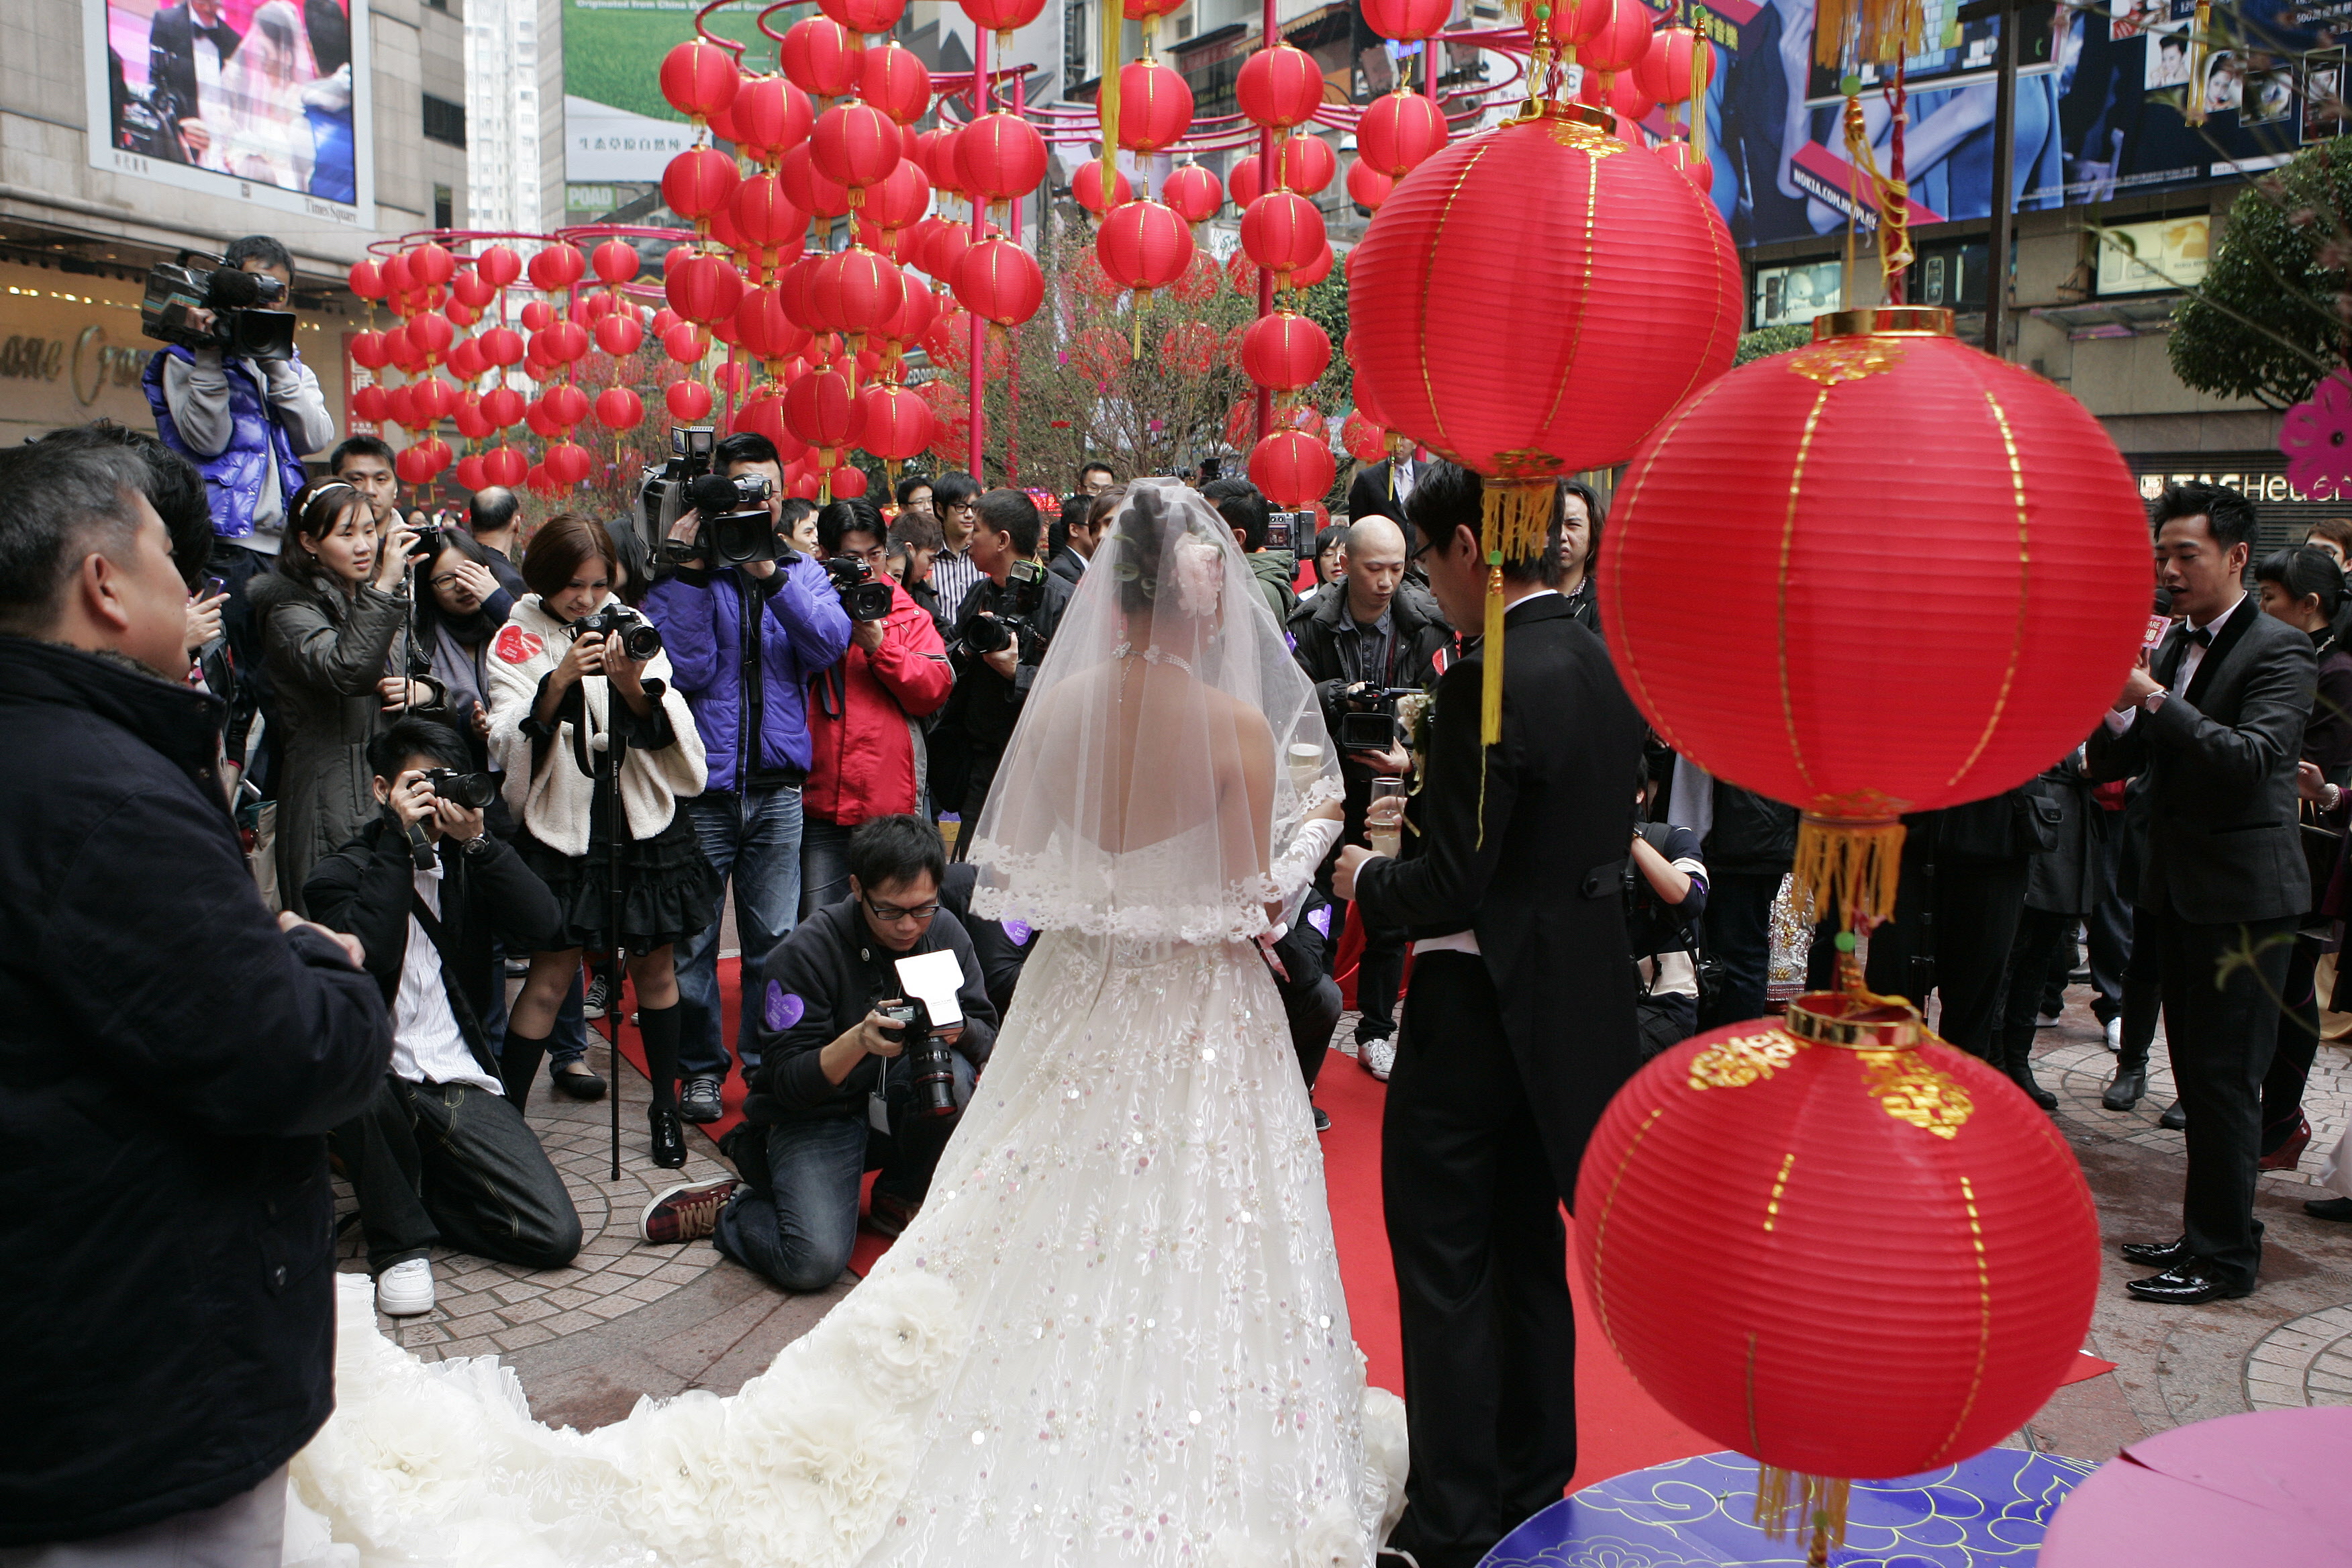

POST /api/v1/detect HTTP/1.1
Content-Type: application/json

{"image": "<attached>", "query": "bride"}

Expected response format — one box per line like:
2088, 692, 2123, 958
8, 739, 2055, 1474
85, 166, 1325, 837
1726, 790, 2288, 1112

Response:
290, 479, 1408, 1567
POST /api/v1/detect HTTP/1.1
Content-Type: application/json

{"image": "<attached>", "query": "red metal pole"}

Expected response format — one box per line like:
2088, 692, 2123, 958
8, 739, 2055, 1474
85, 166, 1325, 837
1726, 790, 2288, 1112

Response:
968, 24, 990, 482
1008, 68, 1025, 488
1251, 0, 1277, 446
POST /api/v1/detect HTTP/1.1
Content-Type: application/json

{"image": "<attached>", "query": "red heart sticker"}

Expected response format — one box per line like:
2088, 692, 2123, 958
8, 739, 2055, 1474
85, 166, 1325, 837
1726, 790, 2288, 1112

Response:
494, 625, 544, 665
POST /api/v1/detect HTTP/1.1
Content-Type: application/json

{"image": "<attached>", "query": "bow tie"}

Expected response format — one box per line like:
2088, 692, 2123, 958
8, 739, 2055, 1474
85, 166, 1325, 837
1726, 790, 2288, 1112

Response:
2185, 624, 2216, 647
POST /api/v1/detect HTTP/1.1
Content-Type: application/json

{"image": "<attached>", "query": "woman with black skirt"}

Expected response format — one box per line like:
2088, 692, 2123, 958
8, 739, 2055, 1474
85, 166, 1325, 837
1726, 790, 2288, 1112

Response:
487, 516, 721, 1166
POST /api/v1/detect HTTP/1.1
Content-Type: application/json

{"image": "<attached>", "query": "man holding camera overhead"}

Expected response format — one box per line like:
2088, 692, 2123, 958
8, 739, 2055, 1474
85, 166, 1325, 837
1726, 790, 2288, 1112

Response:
303, 718, 582, 1319
643, 432, 852, 1126
939, 489, 1075, 855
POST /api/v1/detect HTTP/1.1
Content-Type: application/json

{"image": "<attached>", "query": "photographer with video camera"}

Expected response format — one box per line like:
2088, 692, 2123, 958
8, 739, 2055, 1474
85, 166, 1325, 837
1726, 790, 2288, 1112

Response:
304, 718, 582, 1318
487, 516, 722, 1167
803, 497, 954, 914
640, 430, 850, 1125
1285, 514, 1453, 1078
940, 489, 1074, 852
686, 816, 995, 1279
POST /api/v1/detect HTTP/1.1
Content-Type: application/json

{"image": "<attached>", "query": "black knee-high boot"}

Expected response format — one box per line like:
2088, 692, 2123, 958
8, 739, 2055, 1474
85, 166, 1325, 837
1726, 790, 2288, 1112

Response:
638, 1002, 685, 1167
2000, 1024, 2058, 1112
499, 1028, 550, 1114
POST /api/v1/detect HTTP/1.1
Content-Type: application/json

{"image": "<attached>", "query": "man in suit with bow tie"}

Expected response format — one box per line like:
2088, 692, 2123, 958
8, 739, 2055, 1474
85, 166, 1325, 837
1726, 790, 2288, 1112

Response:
2088, 481, 2315, 1304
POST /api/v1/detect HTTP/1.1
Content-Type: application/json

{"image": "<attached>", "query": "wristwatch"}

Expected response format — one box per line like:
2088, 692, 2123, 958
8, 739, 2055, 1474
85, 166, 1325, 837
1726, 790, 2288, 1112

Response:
459, 834, 493, 857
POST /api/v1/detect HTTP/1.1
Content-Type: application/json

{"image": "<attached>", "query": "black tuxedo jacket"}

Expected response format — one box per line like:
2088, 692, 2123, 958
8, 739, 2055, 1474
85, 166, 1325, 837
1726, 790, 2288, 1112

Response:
146, 4, 240, 128
1345, 460, 1408, 526
2086, 596, 2314, 925
1046, 545, 1086, 587
1353, 593, 1647, 1199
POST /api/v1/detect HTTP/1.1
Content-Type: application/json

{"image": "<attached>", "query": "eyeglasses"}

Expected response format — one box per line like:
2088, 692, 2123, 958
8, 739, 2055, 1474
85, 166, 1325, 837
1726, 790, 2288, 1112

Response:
864, 897, 940, 924
428, 571, 469, 590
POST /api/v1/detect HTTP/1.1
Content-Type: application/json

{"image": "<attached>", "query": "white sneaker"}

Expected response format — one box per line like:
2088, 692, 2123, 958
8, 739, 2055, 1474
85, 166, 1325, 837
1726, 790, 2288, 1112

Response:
2104, 1017, 2122, 1053
1360, 1035, 1397, 1082
376, 1258, 435, 1317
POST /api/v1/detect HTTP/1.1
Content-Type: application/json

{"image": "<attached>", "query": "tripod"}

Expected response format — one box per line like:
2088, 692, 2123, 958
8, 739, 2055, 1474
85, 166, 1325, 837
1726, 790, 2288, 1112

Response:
597, 716, 629, 1181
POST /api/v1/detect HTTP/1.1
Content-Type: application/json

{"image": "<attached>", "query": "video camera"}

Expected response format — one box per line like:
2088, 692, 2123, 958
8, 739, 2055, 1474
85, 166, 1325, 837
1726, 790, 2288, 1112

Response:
826, 555, 895, 623
1266, 509, 1310, 554
640, 426, 785, 570
424, 768, 497, 809
1336, 685, 1424, 752
141, 256, 295, 359
639, 424, 714, 540
571, 603, 664, 663
953, 558, 1050, 658
875, 998, 959, 1120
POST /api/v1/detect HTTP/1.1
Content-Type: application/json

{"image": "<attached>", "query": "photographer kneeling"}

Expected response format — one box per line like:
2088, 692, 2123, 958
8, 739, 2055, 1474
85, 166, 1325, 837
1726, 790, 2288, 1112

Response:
306, 718, 583, 1316
705, 816, 995, 1287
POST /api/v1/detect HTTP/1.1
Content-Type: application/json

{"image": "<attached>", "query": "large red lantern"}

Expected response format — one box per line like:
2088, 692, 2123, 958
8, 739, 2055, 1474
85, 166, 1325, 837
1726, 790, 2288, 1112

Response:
537, 319, 589, 364
544, 440, 593, 487
737, 283, 809, 364
660, 38, 741, 123
732, 75, 814, 165
732, 171, 810, 254
540, 383, 590, 430
665, 145, 742, 223
781, 16, 863, 97
479, 385, 525, 430
1346, 158, 1395, 211
350, 384, 389, 424
1240, 191, 1325, 277
818, 0, 904, 36
1240, 309, 1330, 391
861, 41, 931, 124
1576, 994, 2102, 1549
783, 366, 863, 448
450, 271, 497, 311
526, 243, 587, 293
1355, 89, 1449, 179
1116, 58, 1194, 153
1073, 160, 1134, 215
348, 260, 387, 301
1600, 307, 2151, 908
1633, 25, 1714, 106
1277, 134, 1337, 195
593, 311, 646, 357
594, 387, 646, 432
923, 222, 977, 287
666, 379, 716, 422
811, 102, 901, 189
408, 242, 455, 289
350, 330, 391, 370
590, 239, 640, 287
667, 252, 745, 326
952, 237, 1044, 327
1341, 409, 1389, 462
479, 326, 526, 369
1249, 428, 1336, 508
1360, 0, 1451, 39
865, 158, 933, 234
858, 382, 936, 461
959, 0, 1047, 32
1095, 199, 1195, 302
476, 245, 522, 289
956, 111, 1048, 205
481, 444, 528, 487
780, 142, 854, 219
814, 248, 906, 342
1161, 161, 1223, 223
1236, 43, 1324, 128
1576, 0, 1655, 77
407, 313, 454, 365
454, 454, 489, 493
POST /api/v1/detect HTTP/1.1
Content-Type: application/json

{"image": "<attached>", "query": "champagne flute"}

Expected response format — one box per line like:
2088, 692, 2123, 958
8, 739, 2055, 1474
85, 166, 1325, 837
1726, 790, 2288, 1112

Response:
1367, 777, 1405, 859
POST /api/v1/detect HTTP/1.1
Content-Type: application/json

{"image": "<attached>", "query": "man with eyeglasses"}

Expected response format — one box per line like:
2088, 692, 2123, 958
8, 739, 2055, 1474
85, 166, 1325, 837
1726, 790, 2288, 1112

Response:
687, 816, 997, 1282
926, 471, 985, 624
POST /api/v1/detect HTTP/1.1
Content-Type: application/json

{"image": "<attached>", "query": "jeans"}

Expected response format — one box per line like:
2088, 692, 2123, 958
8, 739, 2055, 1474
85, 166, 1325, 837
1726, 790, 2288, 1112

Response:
676, 785, 805, 1080
714, 1052, 975, 1292
1700, 869, 1784, 1028
800, 814, 856, 920
329, 1077, 583, 1274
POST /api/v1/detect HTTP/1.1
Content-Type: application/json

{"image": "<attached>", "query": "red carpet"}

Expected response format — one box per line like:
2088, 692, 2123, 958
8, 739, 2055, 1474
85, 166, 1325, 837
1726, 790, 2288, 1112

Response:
608, 960, 2108, 1491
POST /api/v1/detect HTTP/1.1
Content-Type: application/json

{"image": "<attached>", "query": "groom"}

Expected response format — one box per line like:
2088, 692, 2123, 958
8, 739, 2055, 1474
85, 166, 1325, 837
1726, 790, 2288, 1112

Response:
1336, 462, 1647, 1568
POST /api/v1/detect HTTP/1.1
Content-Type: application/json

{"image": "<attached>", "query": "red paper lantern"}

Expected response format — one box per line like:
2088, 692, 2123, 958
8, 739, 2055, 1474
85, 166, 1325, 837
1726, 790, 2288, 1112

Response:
732, 75, 814, 166
1575, 997, 2101, 1485
861, 41, 931, 124
811, 102, 901, 189
446, 337, 489, 381
540, 383, 590, 430
350, 384, 389, 423
409, 242, 456, 288
922, 126, 966, 197
544, 440, 593, 486
1346, 157, 1395, 211
593, 313, 646, 357
1601, 309, 2151, 829
732, 171, 810, 253
780, 16, 863, 98
1632, 25, 1714, 105
1073, 160, 1134, 215
519, 300, 557, 333
829, 465, 869, 498
858, 382, 936, 460
407, 313, 455, 364
1277, 134, 1338, 195
957, 111, 1048, 204
480, 385, 526, 429
961, 0, 1047, 30
1291, 243, 1334, 288
1116, 58, 1194, 153
1589, 67, 1657, 128
537, 319, 589, 364
1240, 191, 1325, 276
1248, 428, 1336, 507
1341, 409, 1388, 462
482, 444, 528, 487
1236, 43, 1324, 129
442, 301, 481, 330
477, 326, 525, 368
665, 145, 742, 222
666, 379, 716, 422
922, 221, 976, 285
736, 284, 808, 364
667, 252, 746, 325
1095, 199, 1195, 301
1240, 309, 1331, 391
407, 375, 456, 424
885, 281, 939, 347
1226, 154, 1265, 210
454, 455, 489, 493
819, 0, 903, 35
591, 238, 640, 285
865, 158, 932, 234
350, 330, 391, 370
779, 142, 854, 220
952, 237, 1044, 327
1349, 102, 1737, 481
1578, 0, 1655, 75
524, 464, 552, 495
452, 394, 492, 441
451, 272, 497, 311
477, 246, 522, 289
783, 366, 863, 448
393, 445, 429, 485
594, 387, 646, 432
381, 383, 417, 430
1161, 161, 1223, 223
348, 260, 387, 301
527, 243, 587, 293
660, 38, 741, 122
381, 254, 414, 299
814, 248, 907, 340
1360, 0, 1451, 40
1355, 89, 1449, 178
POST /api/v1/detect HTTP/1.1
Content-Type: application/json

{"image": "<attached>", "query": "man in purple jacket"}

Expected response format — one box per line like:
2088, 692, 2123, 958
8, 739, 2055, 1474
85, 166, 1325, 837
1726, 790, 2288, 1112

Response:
643, 432, 852, 1122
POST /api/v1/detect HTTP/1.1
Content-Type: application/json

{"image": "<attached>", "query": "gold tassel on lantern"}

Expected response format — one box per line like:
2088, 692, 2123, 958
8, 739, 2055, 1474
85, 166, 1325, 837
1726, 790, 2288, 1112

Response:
1812, 0, 1922, 68
1476, 476, 1553, 749
1755, 1467, 1852, 1567
1791, 812, 1906, 954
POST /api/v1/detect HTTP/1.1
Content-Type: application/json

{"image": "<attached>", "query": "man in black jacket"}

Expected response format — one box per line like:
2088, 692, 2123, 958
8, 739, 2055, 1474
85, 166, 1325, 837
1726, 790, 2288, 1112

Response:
2089, 481, 2316, 1304
1288, 514, 1453, 1073
941, 490, 1074, 852
711, 817, 997, 1286
1336, 464, 1647, 1568
305, 718, 583, 1318
0, 438, 387, 1556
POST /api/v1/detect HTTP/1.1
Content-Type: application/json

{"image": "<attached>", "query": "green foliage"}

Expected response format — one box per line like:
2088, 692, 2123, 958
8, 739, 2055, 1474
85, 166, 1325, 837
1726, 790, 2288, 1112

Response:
1734, 323, 1810, 365
2168, 141, 2352, 410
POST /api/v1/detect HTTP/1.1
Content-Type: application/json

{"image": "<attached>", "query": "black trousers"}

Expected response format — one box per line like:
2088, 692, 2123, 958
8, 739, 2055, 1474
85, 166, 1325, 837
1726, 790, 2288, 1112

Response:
2261, 930, 2325, 1153
2143, 905, 2294, 1288
1272, 901, 1341, 1092
1865, 856, 2030, 1059
332, 1076, 583, 1275
1382, 952, 1575, 1568
2000, 906, 2077, 1034
2113, 903, 2165, 1071
1700, 868, 1784, 1027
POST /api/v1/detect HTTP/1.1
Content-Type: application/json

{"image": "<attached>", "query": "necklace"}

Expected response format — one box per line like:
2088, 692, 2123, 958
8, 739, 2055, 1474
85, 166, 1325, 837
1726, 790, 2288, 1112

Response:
1110, 641, 1192, 674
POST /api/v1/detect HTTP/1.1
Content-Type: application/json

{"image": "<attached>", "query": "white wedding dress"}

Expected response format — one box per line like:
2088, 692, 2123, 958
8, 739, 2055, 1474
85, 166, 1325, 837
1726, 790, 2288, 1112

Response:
288, 483, 1406, 1568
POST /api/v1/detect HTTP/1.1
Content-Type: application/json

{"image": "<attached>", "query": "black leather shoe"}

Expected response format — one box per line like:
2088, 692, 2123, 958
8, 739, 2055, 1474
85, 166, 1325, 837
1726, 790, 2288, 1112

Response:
680, 1075, 725, 1123
2120, 1236, 2189, 1268
2306, 1196, 2352, 1222
2124, 1261, 2251, 1304
2010, 1066, 2059, 1112
2102, 1067, 2146, 1112
550, 1061, 606, 1101
1313, 1106, 1331, 1132
648, 1105, 687, 1169
2159, 1099, 2187, 1130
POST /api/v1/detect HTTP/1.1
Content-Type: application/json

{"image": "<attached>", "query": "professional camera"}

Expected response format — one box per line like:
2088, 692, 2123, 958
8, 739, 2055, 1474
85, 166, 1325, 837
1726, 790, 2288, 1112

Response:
405, 513, 450, 560
1266, 509, 1308, 554
826, 555, 895, 623
1336, 685, 1424, 752
954, 557, 1050, 658
659, 469, 780, 569
638, 424, 716, 544
875, 998, 959, 1120
424, 768, 497, 809
572, 603, 665, 663
140, 256, 296, 360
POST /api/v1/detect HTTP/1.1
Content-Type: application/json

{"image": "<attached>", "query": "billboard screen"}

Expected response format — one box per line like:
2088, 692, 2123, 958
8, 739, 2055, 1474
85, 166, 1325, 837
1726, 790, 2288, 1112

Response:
83, 0, 373, 226
562, 0, 762, 195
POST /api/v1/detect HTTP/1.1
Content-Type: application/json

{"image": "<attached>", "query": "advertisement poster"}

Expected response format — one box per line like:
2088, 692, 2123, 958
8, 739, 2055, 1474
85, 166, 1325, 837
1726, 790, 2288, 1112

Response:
82, 0, 373, 225
1677, 0, 2340, 251
561, 0, 762, 189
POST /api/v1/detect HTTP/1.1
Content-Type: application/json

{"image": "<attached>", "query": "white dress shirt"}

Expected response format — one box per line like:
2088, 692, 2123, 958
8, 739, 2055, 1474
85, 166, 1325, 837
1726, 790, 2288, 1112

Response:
391, 861, 503, 1094
2105, 590, 2244, 734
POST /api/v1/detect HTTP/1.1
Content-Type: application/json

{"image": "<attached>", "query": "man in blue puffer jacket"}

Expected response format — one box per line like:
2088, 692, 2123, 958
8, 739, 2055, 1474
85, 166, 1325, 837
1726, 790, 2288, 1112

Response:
643, 431, 852, 1122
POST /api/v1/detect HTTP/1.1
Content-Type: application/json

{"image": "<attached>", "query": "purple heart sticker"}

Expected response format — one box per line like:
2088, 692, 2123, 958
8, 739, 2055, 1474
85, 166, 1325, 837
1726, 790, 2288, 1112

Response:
1001, 919, 1033, 944
763, 982, 805, 1032
1308, 905, 1332, 938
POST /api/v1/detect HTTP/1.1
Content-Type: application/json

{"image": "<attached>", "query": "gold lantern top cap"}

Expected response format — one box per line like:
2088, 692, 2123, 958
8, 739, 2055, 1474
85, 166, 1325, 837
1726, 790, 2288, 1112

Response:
1814, 305, 1954, 340
1784, 990, 1926, 1049
1502, 98, 1616, 135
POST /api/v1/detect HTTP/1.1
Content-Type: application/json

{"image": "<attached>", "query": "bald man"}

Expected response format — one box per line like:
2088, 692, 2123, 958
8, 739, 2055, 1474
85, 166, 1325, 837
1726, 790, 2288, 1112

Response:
1287, 513, 1457, 1076
464, 486, 526, 595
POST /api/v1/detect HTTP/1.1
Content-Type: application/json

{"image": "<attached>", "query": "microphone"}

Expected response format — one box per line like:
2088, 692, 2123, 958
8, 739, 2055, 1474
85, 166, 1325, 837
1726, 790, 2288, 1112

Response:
203, 266, 271, 307
686, 473, 741, 517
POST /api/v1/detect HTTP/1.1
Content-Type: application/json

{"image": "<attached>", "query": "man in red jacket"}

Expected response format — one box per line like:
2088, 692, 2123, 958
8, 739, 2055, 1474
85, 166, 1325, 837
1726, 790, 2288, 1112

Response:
802, 497, 957, 916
